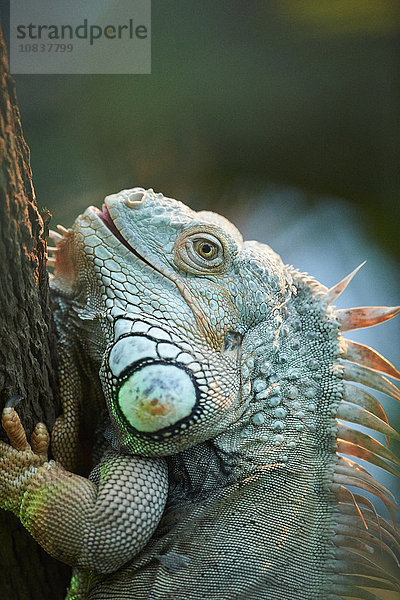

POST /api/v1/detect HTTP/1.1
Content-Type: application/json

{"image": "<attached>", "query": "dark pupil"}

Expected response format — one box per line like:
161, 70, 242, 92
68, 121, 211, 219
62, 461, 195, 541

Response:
201, 243, 212, 255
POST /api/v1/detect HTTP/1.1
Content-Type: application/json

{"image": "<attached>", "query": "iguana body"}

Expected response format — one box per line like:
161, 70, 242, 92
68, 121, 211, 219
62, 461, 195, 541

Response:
0, 188, 399, 599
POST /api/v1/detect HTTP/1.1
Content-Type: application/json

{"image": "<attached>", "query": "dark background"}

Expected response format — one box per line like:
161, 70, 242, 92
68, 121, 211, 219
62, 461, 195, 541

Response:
1, 0, 399, 498
0, 0, 398, 256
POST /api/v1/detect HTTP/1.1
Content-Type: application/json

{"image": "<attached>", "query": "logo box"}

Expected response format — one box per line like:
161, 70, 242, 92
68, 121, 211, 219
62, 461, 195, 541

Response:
10, 0, 151, 74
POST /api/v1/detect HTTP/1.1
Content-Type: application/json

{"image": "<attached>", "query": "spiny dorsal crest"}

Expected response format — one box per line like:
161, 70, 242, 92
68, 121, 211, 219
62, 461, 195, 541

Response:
47, 225, 75, 291
324, 264, 400, 597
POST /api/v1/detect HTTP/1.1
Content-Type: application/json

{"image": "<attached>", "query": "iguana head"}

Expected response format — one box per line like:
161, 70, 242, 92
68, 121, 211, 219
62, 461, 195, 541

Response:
50, 187, 293, 454
50, 187, 399, 461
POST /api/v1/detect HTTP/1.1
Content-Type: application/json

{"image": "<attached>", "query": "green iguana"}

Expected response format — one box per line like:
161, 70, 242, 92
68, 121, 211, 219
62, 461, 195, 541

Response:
0, 187, 399, 600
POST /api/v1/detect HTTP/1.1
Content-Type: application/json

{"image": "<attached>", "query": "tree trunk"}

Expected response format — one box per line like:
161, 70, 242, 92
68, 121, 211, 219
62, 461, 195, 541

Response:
0, 27, 70, 600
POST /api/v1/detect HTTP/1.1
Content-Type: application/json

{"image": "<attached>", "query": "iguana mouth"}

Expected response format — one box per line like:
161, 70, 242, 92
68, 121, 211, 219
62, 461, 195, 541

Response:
96, 205, 156, 270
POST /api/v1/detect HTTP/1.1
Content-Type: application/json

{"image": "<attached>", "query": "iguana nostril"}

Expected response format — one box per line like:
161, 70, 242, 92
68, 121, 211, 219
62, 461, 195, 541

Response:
125, 189, 145, 208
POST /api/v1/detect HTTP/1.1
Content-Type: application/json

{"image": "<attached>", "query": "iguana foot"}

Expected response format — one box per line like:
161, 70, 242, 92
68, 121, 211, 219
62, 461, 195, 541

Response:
0, 408, 49, 514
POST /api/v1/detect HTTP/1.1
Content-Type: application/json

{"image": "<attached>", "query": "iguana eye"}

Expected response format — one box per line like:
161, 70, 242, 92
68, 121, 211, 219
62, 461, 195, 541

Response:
194, 240, 217, 260
174, 231, 226, 274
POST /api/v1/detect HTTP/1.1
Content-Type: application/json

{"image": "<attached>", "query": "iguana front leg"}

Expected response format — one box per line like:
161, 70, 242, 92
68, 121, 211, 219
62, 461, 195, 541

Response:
51, 348, 81, 471
0, 407, 168, 574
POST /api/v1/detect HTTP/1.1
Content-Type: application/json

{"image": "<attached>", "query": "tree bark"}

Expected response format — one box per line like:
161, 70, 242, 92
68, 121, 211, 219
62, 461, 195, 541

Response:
0, 27, 70, 599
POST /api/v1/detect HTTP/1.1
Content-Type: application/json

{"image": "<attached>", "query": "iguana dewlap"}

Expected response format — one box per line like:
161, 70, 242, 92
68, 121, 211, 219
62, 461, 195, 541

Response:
0, 187, 399, 600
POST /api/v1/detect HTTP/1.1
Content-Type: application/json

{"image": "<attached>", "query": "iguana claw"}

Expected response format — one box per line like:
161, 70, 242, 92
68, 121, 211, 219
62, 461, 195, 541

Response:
0, 408, 49, 514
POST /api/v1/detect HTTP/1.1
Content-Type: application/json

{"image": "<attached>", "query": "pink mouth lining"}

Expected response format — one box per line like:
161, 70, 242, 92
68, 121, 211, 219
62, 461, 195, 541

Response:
97, 205, 132, 252
96, 205, 156, 270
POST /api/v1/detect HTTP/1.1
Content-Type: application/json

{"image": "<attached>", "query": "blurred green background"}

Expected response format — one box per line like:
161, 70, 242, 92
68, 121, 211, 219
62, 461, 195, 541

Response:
1, 0, 399, 503
0, 0, 398, 258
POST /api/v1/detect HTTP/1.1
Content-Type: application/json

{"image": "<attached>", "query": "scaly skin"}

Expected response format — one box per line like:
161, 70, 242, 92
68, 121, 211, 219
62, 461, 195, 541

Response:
0, 188, 399, 599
